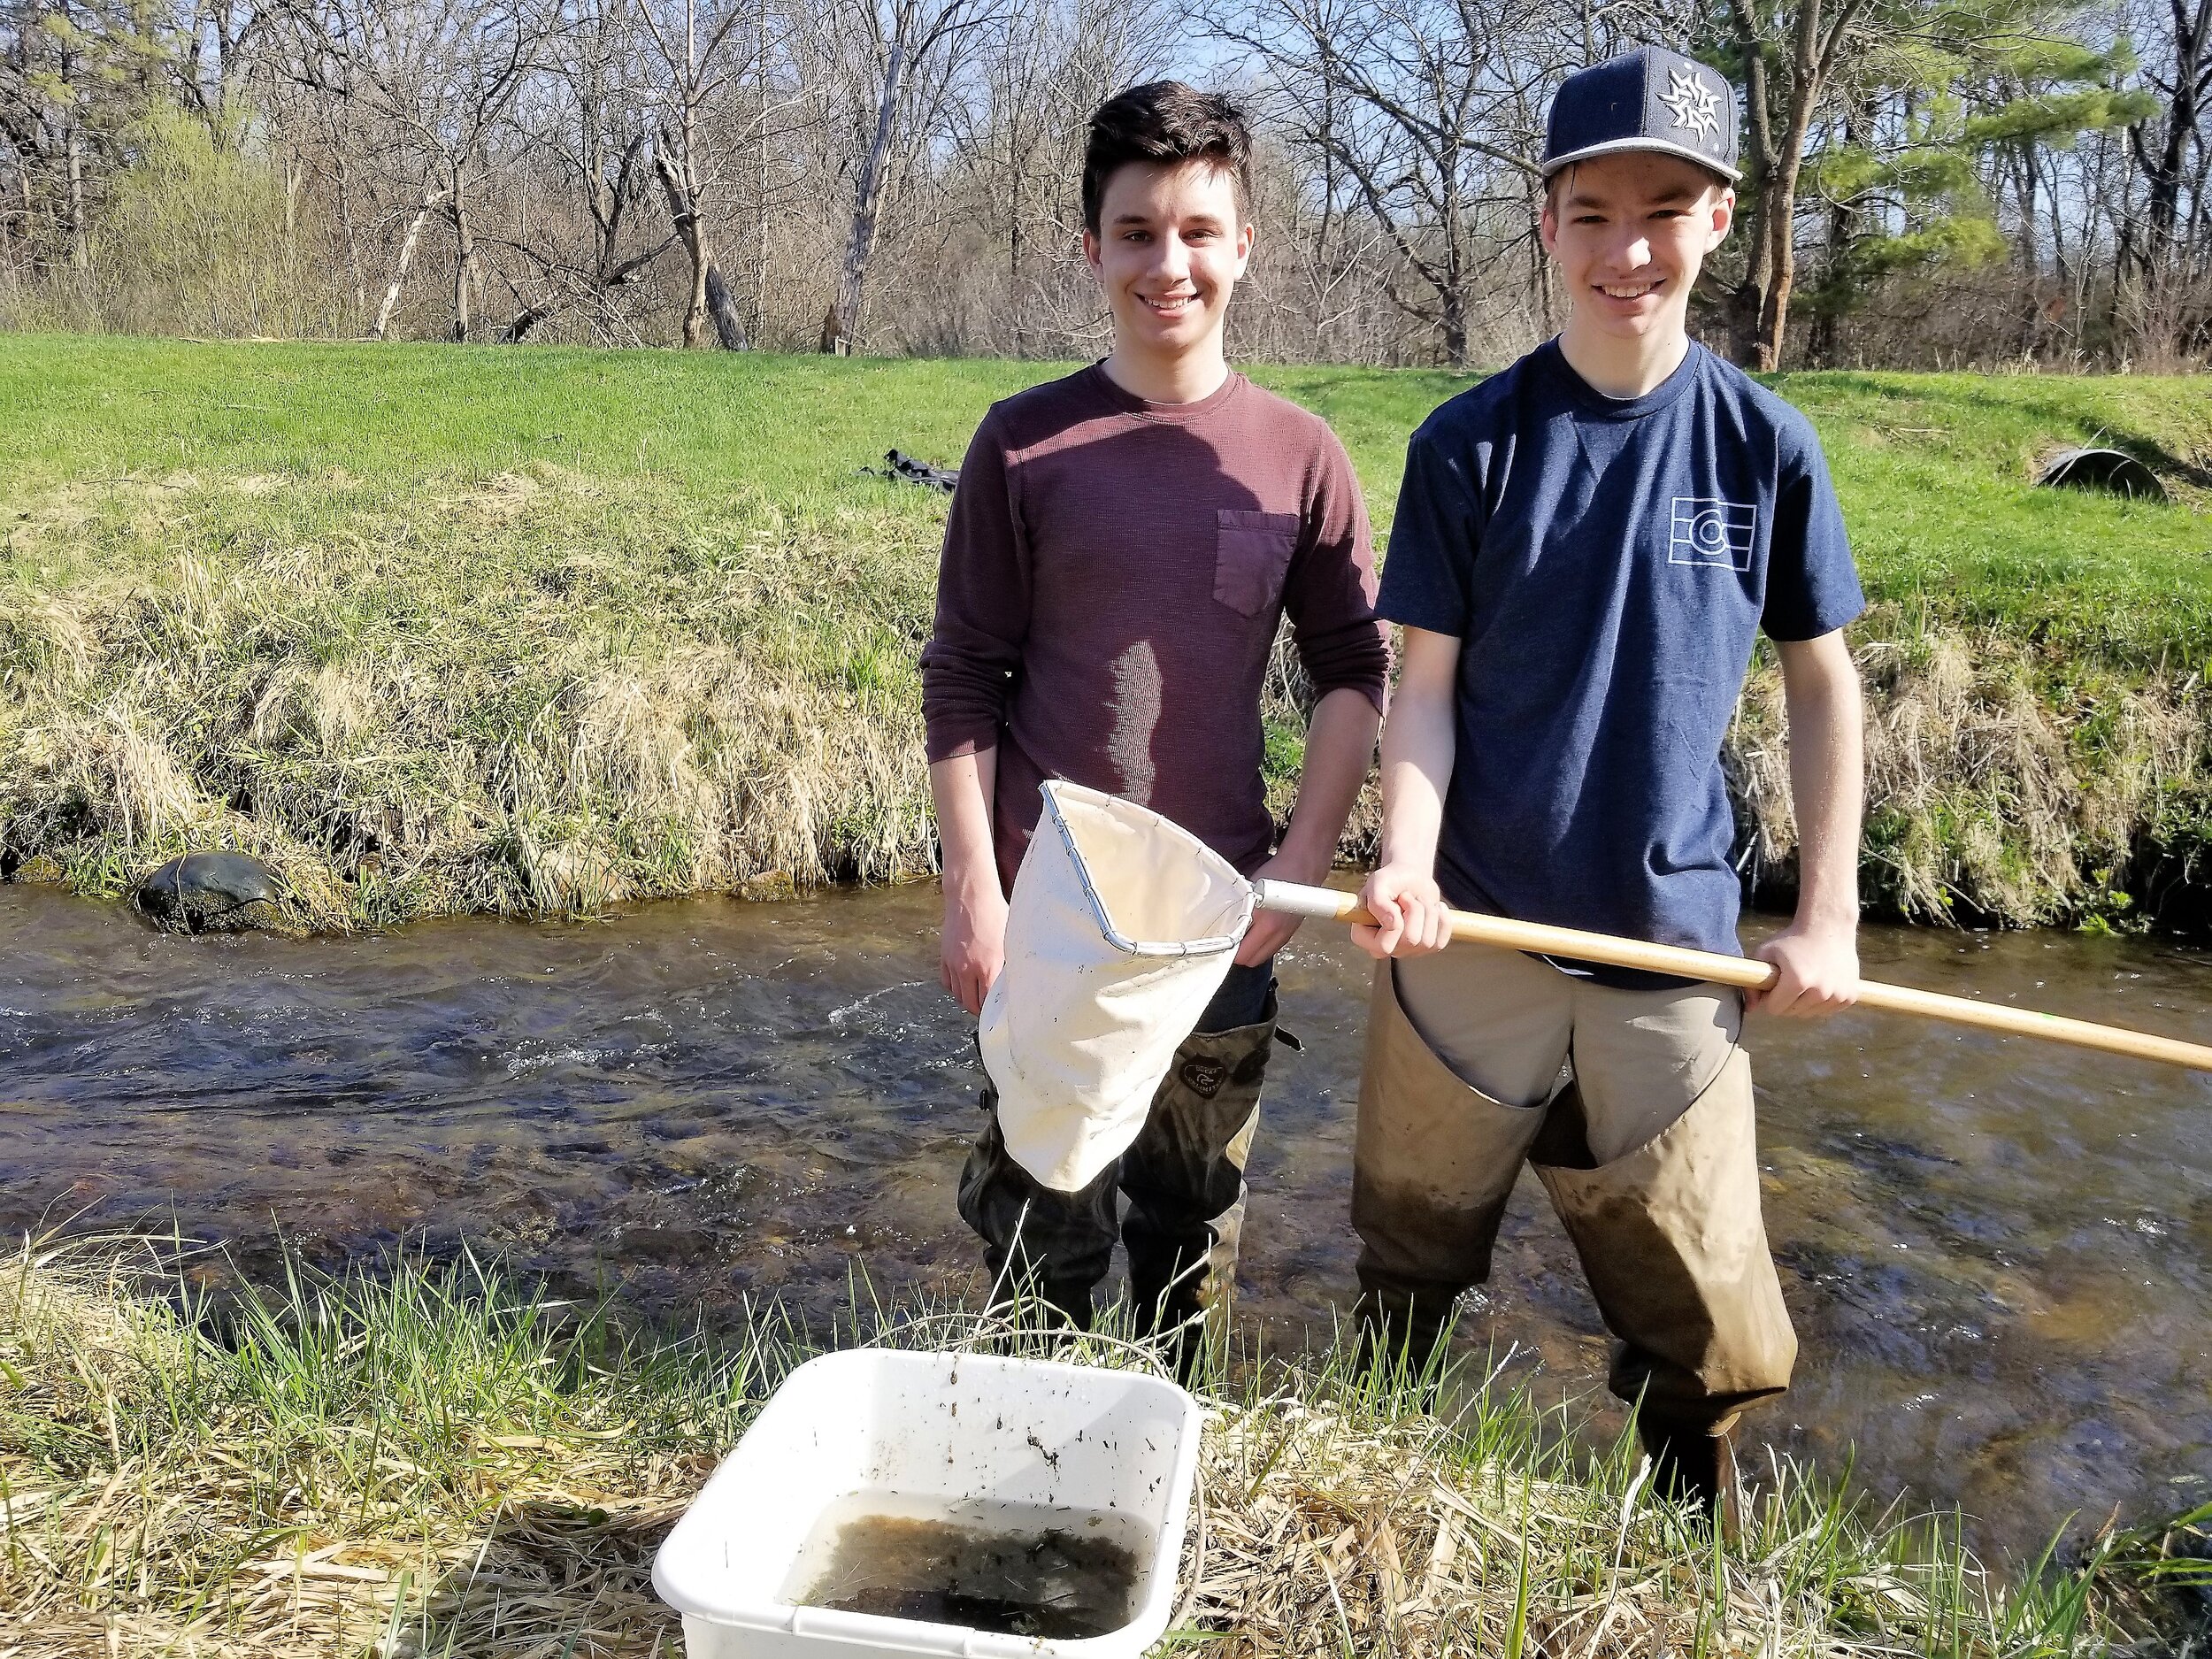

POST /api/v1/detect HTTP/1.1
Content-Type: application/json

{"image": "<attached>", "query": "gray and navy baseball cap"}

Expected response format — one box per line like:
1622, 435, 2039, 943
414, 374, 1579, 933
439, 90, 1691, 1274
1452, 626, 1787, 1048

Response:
1541, 46, 1740, 183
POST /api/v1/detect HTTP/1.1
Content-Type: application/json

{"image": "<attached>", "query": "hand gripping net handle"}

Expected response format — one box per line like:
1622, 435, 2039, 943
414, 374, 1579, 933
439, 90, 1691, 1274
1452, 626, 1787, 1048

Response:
1248, 878, 2212, 1073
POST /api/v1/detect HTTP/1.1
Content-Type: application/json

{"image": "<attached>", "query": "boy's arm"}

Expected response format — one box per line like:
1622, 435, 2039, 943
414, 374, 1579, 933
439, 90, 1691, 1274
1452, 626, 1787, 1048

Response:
1237, 687, 1383, 965
1248, 426, 1393, 965
1354, 626, 1461, 959
1750, 628, 1862, 1016
921, 413, 1026, 1017
931, 748, 1003, 1016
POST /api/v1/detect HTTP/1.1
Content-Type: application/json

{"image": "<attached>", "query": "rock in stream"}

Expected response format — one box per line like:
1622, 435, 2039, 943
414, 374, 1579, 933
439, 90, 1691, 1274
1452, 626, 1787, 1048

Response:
134, 852, 286, 933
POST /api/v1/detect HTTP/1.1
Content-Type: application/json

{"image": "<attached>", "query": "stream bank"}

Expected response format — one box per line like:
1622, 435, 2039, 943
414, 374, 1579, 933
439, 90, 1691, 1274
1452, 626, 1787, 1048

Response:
4, 344, 2211, 934
12, 1237, 2196, 1658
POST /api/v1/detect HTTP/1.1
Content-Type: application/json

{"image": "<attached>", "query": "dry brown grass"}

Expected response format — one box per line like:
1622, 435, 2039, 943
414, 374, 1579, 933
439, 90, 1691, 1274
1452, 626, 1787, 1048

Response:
7, 453, 2212, 933
3, 1240, 2193, 1658
0, 465, 937, 929
1727, 615, 2208, 926
0, 1240, 726, 1656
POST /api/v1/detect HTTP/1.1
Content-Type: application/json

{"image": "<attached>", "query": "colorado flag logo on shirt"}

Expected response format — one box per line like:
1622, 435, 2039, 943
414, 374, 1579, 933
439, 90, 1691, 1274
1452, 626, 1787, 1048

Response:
1667, 497, 1756, 571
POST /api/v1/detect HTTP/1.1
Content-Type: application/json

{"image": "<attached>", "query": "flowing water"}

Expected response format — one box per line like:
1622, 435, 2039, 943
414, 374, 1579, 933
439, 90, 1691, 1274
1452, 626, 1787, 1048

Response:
4, 880, 2209, 1559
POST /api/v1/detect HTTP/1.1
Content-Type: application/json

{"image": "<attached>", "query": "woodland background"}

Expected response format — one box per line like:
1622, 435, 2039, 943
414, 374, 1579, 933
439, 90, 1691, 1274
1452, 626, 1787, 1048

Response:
1, 0, 2208, 375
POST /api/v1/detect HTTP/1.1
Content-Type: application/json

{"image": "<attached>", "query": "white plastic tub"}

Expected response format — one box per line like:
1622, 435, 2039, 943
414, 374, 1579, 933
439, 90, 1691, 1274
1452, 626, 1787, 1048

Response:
652, 1348, 1203, 1659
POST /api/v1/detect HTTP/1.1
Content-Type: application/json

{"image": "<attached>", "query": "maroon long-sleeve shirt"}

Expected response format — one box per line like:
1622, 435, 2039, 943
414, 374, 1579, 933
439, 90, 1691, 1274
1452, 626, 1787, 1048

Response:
922, 365, 1393, 893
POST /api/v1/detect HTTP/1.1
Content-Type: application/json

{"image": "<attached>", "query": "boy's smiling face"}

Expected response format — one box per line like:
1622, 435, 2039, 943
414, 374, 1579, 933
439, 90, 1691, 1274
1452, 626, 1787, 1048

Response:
1085, 159, 1253, 369
1540, 152, 1733, 343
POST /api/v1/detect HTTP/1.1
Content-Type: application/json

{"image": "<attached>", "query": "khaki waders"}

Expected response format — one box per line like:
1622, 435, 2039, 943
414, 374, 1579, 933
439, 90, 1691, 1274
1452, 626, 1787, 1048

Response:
1353, 948, 1796, 1449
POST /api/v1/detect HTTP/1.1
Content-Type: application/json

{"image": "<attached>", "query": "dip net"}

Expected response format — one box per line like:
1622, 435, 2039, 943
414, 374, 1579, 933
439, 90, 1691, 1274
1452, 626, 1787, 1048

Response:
980, 781, 1255, 1192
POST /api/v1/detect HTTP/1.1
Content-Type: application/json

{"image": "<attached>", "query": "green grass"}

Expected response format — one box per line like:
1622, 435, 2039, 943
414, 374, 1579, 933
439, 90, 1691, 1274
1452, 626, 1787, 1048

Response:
1767, 371, 2212, 663
3, 1237, 2200, 1655
6, 337, 2206, 658
2, 334, 2209, 929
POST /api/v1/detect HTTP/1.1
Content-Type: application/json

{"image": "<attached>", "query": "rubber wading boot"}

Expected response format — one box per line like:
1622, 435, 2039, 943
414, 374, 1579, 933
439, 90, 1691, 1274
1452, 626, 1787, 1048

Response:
1530, 1047, 1795, 1428
1641, 1416, 1741, 1541
1121, 1011, 1278, 1384
956, 1083, 1118, 1340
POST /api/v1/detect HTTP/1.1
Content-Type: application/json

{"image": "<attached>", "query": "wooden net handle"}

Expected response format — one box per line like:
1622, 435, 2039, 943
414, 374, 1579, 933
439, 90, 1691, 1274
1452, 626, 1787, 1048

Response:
1249, 879, 2212, 1074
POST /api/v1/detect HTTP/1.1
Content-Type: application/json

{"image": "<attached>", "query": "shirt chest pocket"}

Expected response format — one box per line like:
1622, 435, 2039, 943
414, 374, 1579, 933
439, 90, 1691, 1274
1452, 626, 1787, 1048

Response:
1214, 509, 1302, 618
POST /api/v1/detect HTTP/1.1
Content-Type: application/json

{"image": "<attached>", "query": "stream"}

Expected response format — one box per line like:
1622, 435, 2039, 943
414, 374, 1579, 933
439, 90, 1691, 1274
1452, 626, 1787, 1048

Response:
4, 880, 2209, 1561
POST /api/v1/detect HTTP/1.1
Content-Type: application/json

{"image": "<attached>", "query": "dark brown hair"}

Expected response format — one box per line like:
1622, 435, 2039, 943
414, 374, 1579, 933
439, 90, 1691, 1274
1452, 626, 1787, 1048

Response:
1081, 81, 1252, 235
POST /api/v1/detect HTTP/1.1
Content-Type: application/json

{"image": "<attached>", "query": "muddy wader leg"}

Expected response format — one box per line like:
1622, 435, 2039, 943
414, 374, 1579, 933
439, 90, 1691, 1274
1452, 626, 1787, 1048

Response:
1531, 1043, 1795, 1535
956, 1083, 1118, 1330
1350, 961, 1553, 1384
1120, 962, 1279, 1381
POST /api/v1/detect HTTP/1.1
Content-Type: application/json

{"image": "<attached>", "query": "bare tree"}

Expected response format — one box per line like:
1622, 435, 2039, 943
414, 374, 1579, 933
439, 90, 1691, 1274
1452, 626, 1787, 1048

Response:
1205, 0, 1568, 365
4, 0, 2205, 366
640, 0, 751, 346
1719, 0, 1883, 368
270, 0, 557, 339
948, 0, 1171, 352
492, 0, 675, 342
2118, 0, 2211, 350
801, 0, 1003, 354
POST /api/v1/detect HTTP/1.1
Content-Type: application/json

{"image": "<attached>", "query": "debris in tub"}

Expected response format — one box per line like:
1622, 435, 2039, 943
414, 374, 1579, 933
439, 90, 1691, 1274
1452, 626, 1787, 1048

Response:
795, 1511, 1140, 1639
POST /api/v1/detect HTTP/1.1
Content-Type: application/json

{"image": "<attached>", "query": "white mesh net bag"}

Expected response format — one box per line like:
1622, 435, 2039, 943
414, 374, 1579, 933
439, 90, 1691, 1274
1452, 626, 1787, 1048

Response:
979, 780, 1256, 1192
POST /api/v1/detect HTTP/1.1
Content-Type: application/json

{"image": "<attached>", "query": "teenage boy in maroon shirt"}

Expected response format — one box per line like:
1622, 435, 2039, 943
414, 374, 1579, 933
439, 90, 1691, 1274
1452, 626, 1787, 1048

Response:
921, 82, 1392, 1371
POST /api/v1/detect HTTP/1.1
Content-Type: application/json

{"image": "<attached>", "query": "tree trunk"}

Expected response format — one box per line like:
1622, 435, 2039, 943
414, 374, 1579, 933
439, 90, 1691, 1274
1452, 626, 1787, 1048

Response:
372, 186, 448, 341
652, 141, 716, 349
704, 261, 748, 348
1439, 162, 1468, 365
2016, 142, 2041, 357
1008, 156, 1022, 354
1756, 154, 1804, 370
682, 231, 709, 346
1440, 285, 1467, 365
449, 180, 475, 342
1753, 0, 1826, 371
501, 302, 555, 343
1727, 1, 1778, 365
824, 37, 906, 355
12, 151, 34, 249
653, 142, 745, 349
65, 123, 86, 269
2129, 0, 2208, 352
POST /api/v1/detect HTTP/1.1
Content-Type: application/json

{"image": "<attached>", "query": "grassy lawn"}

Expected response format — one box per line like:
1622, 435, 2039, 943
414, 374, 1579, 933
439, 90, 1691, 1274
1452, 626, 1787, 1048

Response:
2, 334, 2209, 927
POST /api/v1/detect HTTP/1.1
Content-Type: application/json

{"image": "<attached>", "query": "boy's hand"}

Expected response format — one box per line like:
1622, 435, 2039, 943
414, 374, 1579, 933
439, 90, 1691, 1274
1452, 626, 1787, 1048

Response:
1353, 864, 1453, 959
1237, 902, 1304, 967
941, 878, 1009, 1018
1748, 920, 1858, 1018
1237, 847, 1330, 966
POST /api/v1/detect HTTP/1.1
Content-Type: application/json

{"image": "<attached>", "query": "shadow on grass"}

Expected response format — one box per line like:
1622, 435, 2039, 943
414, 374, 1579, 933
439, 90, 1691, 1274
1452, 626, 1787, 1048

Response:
409, 1496, 684, 1659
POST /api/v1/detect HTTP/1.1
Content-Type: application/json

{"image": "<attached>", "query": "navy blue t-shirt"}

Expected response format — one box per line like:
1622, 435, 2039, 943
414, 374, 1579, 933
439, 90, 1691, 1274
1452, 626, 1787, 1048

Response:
1378, 338, 1863, 985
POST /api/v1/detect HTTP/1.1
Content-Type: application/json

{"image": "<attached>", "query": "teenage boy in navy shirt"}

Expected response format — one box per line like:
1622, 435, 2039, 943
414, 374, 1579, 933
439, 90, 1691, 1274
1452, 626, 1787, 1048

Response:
1351, 46, 1865, 1529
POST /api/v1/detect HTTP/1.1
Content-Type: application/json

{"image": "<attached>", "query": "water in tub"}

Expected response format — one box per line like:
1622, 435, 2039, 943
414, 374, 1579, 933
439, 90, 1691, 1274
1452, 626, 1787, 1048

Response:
784, 1492, 1148, 1639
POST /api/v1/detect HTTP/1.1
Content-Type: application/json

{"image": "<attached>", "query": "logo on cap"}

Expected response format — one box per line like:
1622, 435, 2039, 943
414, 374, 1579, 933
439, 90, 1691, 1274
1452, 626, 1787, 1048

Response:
1541, 45, 1741, 181
1658, 65, 1724, 138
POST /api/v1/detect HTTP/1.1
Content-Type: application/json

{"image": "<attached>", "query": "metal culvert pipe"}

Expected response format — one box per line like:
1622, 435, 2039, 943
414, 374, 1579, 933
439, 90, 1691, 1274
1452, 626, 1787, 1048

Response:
2034, 448, 2169, 500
